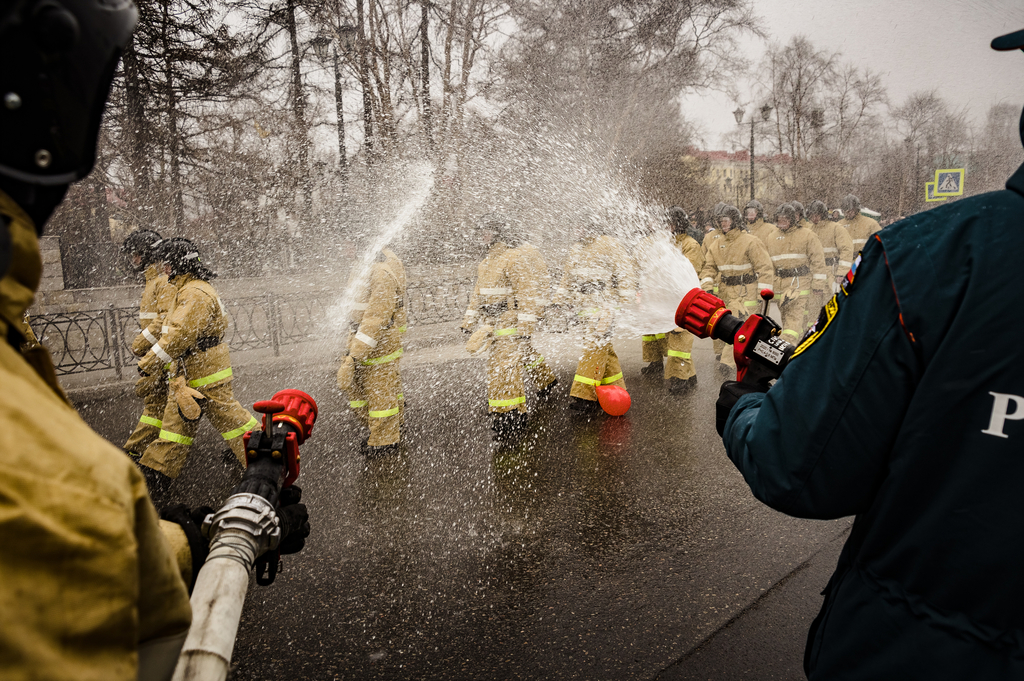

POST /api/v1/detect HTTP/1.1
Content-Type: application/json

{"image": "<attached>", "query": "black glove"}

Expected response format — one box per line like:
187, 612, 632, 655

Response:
716, 381, 767, 437
160, 503, 215, 592
277, 485, 310, 555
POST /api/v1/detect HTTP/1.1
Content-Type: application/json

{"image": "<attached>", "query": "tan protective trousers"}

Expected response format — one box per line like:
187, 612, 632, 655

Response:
124, 372, 168, 454
488, 332, 527, 414
348, 359, 403, 446
642, 334, 667, 363
778, 291, 811, 343
664, 329, 696, 380
522, 338, 557, 393
717, 284, 758, 369
140, 380, 258, 478
571, 337, 626, 402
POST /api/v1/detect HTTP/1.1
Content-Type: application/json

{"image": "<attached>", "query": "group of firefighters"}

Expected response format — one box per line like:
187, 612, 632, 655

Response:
318, 195, 877, 455
118, 191, 881, 492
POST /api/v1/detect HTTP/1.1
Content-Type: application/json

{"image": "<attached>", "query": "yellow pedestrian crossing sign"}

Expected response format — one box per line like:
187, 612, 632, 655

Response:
934, 168, 965, 197
925, 181, 947, 203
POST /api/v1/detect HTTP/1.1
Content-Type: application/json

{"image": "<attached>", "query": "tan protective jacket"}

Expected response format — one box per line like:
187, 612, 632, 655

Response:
139, 274, 231, 389
840, 213, 882, 253
765, 225, 828, 300
674, 233, 706, 273
462, 242, 509, 331
0, 192, 192, 681
748, 219, 777, 247
349, 249, 407, 362
699, 229, 774, 307
557, 235, 637, 313
131, 265, 176, 357
810, 219, 855, 277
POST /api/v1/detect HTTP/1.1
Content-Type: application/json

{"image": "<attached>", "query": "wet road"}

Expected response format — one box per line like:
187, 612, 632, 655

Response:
76, 331, 850, 680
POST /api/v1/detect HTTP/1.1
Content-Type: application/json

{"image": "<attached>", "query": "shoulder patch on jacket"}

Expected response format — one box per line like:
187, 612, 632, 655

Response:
840, 253, 862, 295
792, 293, 840, 358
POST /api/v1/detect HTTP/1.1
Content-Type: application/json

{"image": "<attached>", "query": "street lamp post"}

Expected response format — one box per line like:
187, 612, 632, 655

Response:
734, 104, 773, 201
312, 25, 358, 183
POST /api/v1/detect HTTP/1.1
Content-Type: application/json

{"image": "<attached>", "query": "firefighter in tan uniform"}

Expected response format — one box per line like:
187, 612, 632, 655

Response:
121, 230, 177, 456
0, 2, 199, 673
461, 215, 552, 438
638, 220, 670, 375
556, 220, 637, 412
744, 199, 777, 246
698, 205, 774, 372
512, 240, 558, 397
337, 247, 407, 455
702, 203, 728, 362
136, 238, 258, 500
664, 207, 705, 393
806, 200, 854, 313
839, 194, 881, 255
766, 204, 828, 343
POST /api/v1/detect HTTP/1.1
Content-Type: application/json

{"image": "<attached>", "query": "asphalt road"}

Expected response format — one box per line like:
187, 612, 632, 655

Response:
75, 330, 851, 680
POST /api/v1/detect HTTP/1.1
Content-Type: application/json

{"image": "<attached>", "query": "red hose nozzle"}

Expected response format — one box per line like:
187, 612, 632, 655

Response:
676, 288, 731, 339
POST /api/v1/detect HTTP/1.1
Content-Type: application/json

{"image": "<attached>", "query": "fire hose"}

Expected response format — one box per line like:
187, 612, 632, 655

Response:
171, 389, 317, 681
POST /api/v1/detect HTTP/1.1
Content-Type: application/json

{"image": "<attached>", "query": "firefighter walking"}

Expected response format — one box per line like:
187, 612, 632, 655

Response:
698, 205, 774, 372
806, 200, 854, 314
767, 204, 828, 343
745, 199, 777, 246
135, 238, 258, 501
338, 247, 408, 455
839, 194, 882, 254
121, 229, 177, 457
557, 219, 637, 412
462, 215, 554, 438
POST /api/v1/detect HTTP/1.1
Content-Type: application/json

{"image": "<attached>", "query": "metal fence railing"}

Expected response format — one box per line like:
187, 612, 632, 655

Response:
29, 280, 474, 377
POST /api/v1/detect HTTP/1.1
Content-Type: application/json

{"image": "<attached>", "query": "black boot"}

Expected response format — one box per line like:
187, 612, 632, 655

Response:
640, 361, 662, 377
491, 411, 527, 442
537, 378, 558, 399
667, 376, 697, 395
569, 396, 600, 414
139, 464, 173, 507
361, 437, 400, 458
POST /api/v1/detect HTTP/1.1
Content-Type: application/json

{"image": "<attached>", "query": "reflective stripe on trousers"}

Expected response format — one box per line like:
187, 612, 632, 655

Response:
140, 415, 162, 428
573, 372, 623, 386
188, 367, 233, 388
489, 395, 526, 408
221, 416, 259, 440
361, 348, 404, 366
642, 333, 667, 341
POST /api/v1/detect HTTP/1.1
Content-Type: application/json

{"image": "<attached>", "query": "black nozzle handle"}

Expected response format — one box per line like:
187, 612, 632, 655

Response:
711, 312, 743, 345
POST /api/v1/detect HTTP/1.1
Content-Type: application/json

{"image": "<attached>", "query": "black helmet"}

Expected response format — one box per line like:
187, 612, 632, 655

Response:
718, 204, 742, 231
744, 199, 763, 222
790, 200, 805, 220
158, 237, 215, 280
841, 194, 861, 215
0, 0, 137, 188
712, 202, 726, 217
120, 229, 162, 272
776, 204, 797, 229
666, 206, 689, 233
807, 200, 828, 220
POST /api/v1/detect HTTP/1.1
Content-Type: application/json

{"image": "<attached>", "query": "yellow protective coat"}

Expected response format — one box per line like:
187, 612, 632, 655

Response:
464, 241, 552, 414
560, 235, 636, 402
124, 265, 176, 454
765, 225, 828, 342
0, 191, 192, 681
748, 219, 778, 247
345, 249, 407, 445
840, 213, 882, 254
139, 274, 257, 478
809, 218, 855, 314
699, 229, 773, 367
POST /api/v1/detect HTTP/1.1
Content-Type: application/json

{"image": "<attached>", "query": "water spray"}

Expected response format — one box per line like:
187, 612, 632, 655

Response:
172, 389, 318, 681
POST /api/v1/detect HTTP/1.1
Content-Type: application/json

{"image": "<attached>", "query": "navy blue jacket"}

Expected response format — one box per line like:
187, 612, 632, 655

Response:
724, 158, 1024, 679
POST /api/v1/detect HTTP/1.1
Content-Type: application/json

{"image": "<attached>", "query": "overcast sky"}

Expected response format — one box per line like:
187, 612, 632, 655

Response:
681, 0, 1024, 149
